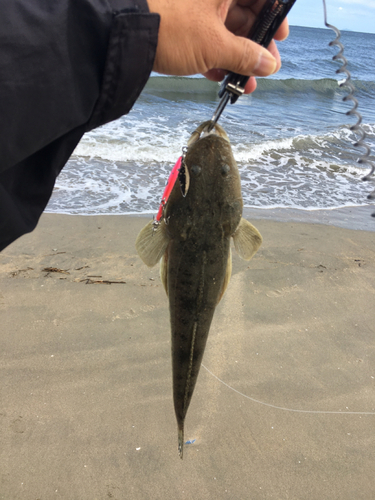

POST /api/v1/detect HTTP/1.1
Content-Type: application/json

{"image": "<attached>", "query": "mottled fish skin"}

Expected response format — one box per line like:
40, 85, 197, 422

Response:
135, 121, 262, 458
163, 124, 242, 457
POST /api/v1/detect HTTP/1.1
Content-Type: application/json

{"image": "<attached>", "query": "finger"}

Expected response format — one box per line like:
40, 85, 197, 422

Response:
203, 69, 258, 93
224, 5, 256, 35
203, 68, 227, 82
212, 29, 277, 77
267, 40, 281, 72
243, 76, 257, 94
204, 28, 284, 89
274, 18, 289, 41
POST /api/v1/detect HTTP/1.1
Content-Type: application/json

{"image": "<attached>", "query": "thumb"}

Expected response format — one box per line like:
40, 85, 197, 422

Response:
213, 30, 277, 77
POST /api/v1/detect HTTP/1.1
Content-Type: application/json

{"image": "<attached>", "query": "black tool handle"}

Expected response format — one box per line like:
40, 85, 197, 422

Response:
218, 0, 297, 103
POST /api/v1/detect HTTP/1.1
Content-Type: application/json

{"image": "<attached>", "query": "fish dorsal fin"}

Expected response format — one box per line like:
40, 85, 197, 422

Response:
233, 218, 262, 261
217, 247, 232, 304
135, 220, 170, 267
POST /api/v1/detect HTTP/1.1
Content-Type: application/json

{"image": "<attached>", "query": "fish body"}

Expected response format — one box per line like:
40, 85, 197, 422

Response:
136, 121, 262, 458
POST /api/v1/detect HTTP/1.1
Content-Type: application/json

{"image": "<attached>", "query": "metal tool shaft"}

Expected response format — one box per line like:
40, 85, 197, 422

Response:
208, 0, 297, 132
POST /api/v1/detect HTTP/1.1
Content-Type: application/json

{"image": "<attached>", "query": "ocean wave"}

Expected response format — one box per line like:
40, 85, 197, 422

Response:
144, 76, 217, 94
144, 76, 375, 97
257, 78, 375, 95
51, 131, 373, 215
73, 123, 374, 166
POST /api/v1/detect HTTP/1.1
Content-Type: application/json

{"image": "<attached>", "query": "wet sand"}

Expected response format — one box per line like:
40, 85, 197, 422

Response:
1, 213, 375, 500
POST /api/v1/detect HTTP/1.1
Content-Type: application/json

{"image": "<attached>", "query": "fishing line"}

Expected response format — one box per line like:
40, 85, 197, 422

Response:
201, 5, 375, 419
322, 0, 375, 217
202, 364, 375, 416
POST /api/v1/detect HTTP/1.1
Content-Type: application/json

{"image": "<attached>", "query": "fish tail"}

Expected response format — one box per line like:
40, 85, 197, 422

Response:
178, 424, 184, 459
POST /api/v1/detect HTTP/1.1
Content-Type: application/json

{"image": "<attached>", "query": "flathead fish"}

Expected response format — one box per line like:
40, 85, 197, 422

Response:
136, 121, 262, 458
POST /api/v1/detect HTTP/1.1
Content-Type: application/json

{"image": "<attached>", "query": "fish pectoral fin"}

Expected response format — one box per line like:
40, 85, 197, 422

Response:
135, 220, 170, 267
217, 247, 232, 304
232, 218, 262, 261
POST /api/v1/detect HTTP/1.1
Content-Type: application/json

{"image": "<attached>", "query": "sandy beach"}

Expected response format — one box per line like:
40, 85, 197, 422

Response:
1, 212, 375, 500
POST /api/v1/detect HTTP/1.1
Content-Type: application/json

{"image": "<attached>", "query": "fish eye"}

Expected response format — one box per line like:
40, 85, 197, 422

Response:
178, 162, 190, 197
221, 164, 230, 176
190, 164, 201, 176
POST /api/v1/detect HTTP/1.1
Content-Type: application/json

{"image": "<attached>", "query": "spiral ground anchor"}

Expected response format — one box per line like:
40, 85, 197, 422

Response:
322, 0, 375, 217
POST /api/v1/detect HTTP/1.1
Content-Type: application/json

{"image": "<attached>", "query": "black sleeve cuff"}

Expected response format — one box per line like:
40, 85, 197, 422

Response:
87, 9, 160, 130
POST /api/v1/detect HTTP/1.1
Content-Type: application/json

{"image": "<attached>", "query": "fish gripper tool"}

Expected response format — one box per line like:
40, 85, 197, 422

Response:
208, 0, 298, 132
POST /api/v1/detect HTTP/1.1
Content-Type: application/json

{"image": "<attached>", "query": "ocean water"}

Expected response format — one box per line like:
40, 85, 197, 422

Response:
46, 26, 375, 216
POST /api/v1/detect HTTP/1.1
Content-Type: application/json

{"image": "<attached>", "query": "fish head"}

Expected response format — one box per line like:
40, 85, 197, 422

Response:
165, 121, 243, 238
186, 120, 231, 146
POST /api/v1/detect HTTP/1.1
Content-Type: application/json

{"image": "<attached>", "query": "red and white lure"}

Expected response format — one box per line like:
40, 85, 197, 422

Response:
154, 156, 182, 224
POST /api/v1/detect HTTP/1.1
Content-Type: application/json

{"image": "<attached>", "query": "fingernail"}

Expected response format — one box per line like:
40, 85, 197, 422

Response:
255, 51, 277, 76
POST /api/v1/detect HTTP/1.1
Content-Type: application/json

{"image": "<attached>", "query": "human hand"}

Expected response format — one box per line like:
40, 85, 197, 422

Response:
147, 0, 289, 94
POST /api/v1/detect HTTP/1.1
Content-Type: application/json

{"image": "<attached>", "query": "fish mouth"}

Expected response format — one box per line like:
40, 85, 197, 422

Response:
187, 120, 230, 147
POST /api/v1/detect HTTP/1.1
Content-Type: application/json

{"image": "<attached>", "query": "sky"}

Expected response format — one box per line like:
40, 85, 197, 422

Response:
287, 0, 375, 34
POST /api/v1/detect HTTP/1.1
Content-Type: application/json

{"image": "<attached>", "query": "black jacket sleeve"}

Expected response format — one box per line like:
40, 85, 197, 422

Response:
0, 0, 159, 251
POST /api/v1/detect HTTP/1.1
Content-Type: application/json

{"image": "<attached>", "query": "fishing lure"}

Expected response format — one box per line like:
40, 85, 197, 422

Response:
153, 146, 189, 230
322, 0, 375, 216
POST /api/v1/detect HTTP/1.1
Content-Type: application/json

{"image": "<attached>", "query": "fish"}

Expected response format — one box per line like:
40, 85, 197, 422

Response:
135, 121, 262, 458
